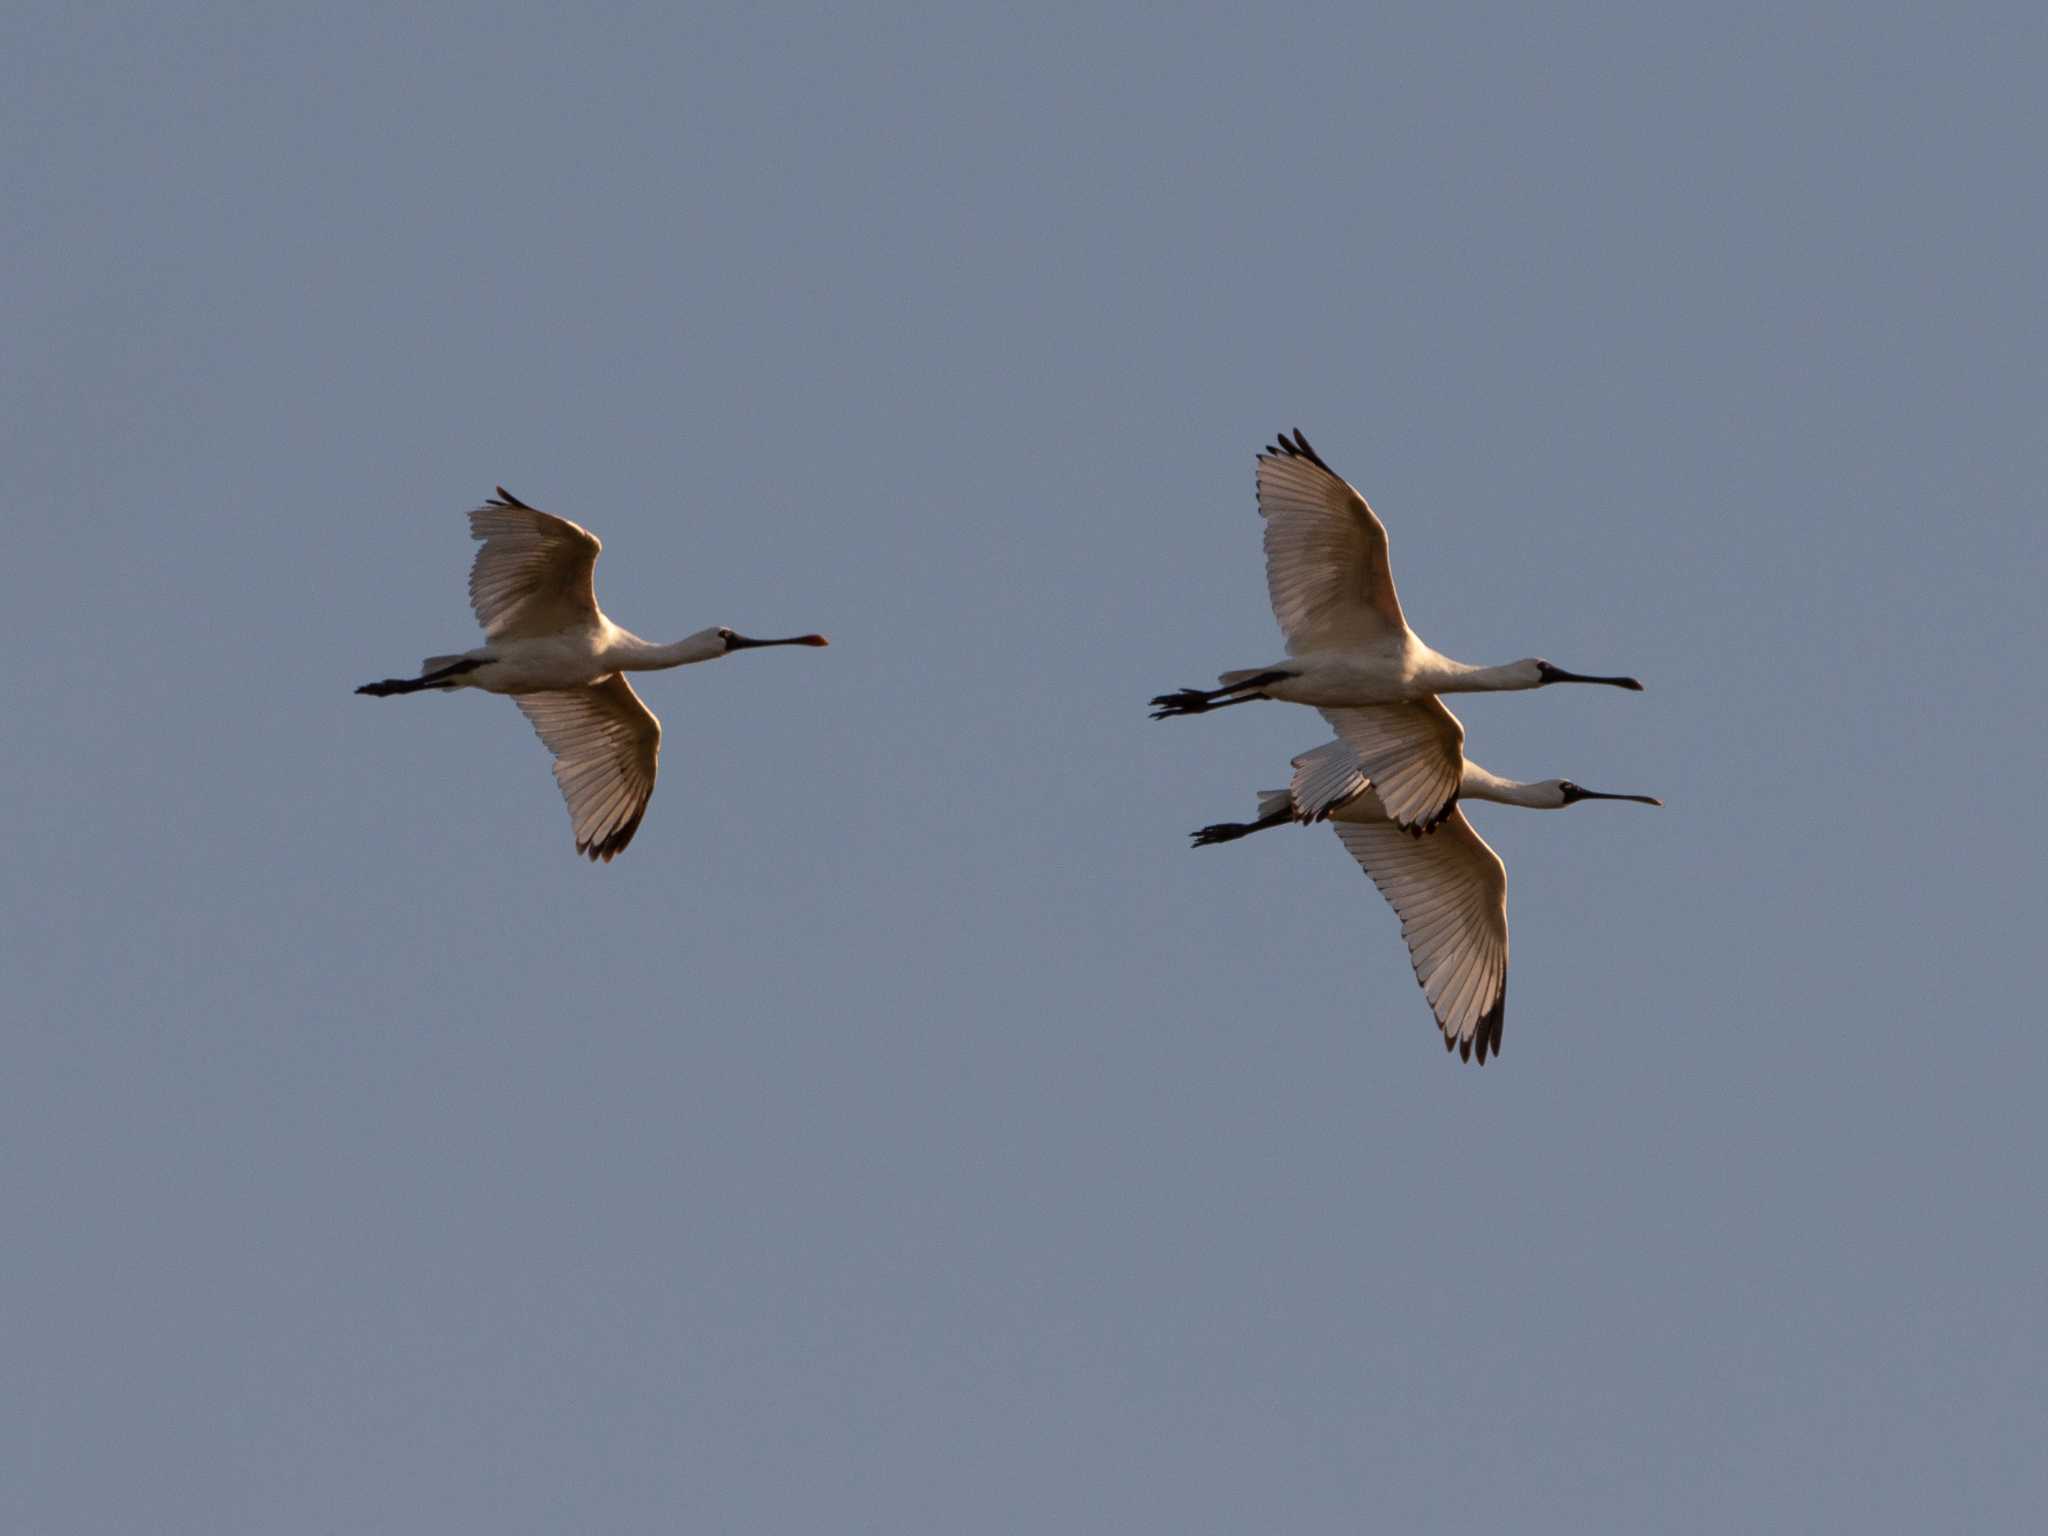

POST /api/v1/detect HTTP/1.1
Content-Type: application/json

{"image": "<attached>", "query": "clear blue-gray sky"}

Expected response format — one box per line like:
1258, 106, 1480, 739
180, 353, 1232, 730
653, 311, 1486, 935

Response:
6, 2, 2044, 1529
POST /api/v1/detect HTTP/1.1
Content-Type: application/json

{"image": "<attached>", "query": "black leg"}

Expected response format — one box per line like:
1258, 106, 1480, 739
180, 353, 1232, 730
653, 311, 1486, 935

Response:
1191, 808, 1292, 846
1151, 689, 1268, 720
356, 657, 484, 696
1149, 671, 1291, 720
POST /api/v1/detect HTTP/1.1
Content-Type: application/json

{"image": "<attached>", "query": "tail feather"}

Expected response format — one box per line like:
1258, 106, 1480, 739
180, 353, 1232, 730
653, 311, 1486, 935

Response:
1256, 788, 1294, 822
420, 654, 467, 675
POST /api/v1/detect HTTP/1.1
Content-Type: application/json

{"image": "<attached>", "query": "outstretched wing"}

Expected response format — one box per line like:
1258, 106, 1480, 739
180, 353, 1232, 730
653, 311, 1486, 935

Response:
467, 487, 605, 640
1316, 696, 1464, 833
1256, 430, 1407, 654
514, 674, 662, 862
1333, 808, 1509, 1064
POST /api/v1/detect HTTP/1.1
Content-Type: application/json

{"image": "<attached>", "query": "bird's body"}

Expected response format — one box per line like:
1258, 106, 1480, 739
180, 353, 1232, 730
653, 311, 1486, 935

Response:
1217, 639, 1563, 711
411, 624, 726, 697
1152, 431, 1643, 831
357, 488, 826, 861
1194, 737, 1660, 1064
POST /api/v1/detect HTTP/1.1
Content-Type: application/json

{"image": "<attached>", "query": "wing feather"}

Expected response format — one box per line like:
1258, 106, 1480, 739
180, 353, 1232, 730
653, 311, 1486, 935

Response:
1288, 739, 1372, 823
1316, 697, 1464, 832
467, 487, 605, 640
514, 674, 661, 862
1333, 809, 1509, 1063
1256, 430, 1407, 653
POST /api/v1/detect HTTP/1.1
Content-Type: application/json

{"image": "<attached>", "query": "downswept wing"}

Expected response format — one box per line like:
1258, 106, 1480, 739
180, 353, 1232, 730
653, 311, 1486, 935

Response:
1256, 430, 1408, 654
1316, 696, 1464, 832
467, 487, 605, 640
514, 674, 661, 862
1333, 809, 1509, 1064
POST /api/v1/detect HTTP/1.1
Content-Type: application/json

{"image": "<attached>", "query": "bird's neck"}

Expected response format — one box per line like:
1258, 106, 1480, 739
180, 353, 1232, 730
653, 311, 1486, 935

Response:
1425, 657, 1537, 694
1458, 764, 1552, 807
609, 631, 720, 670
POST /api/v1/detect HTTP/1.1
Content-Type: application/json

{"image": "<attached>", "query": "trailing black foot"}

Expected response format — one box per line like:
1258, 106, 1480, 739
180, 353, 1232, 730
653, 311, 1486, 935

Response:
1151, 687, 1272, 720
1151, 687, 1218, 719
1190, 809, 1291, 847
356, 676, 424, 696
1149, 671, 1290, 719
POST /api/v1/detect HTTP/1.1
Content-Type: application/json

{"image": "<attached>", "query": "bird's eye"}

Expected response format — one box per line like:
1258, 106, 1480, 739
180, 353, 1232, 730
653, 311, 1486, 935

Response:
717, 628, 735, 642
1559, 781, 1578, 795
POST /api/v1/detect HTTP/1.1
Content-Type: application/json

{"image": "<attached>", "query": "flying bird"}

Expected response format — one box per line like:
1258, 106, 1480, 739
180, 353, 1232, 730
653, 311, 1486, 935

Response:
1152, 431, 1644, 831
1193, 738, 1660, 1063
357, 488, 827, 861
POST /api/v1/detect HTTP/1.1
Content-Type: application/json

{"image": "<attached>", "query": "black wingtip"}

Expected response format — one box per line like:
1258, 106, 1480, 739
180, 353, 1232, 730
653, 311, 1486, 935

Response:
1262, 427, 1333, 474
1476, 988, 1505, 1065
1400, 795, 1460, 838
492, 485, 535, 509
1447, 986, 1507, 1066
579, 803, 647, 864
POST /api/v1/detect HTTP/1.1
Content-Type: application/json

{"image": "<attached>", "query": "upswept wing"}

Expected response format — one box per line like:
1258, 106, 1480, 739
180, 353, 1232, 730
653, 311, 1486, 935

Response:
467, 487, 605, 640
1256, 430, 1407, 653
1316, 696, 1464, 833
1333, 809, 1508, 1064
1288, 739, 1371, 823
514, 674, 661, 862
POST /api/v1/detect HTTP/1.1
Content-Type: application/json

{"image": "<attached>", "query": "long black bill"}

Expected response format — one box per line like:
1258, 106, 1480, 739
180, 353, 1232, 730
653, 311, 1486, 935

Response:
1542, 665, 1644, 690
726, 633, 830, 650
1575, 790, 1663, 806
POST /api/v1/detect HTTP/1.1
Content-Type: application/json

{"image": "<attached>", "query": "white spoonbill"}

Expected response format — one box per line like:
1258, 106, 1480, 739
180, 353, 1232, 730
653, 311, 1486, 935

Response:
1152, 430, 1643, 831
1193, 738, 1660, 1064
357, 487, 828, 862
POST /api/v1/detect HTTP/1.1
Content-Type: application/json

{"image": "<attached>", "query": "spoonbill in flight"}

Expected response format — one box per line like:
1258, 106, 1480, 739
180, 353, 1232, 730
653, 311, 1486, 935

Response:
357, 488, 827, 861
1151, 430, 1643, 830
1193, 738, 1660, 1064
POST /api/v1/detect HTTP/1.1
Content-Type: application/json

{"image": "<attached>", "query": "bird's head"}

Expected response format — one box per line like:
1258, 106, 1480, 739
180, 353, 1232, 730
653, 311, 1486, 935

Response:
692, 626, 830, 660
1529, 659, 1645, 691
1537, 778, 1663, 810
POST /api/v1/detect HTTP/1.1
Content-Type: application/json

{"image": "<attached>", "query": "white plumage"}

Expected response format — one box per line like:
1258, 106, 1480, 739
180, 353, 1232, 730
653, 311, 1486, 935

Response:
1154, 431, 1644, 832
1331, 809, 1509, 1061
1194, 735, 1660, 1064
358, 488, 827, 862
513, 675, 662, 863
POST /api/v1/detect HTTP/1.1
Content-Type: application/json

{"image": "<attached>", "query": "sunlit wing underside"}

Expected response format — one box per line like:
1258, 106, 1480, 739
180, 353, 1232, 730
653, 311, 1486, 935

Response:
514, 674, 662, 861
467, 488, 605, 641
1316, 696, 1464, 832
1333, 808, 1508, 1063
1256, 430, 1408, 654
